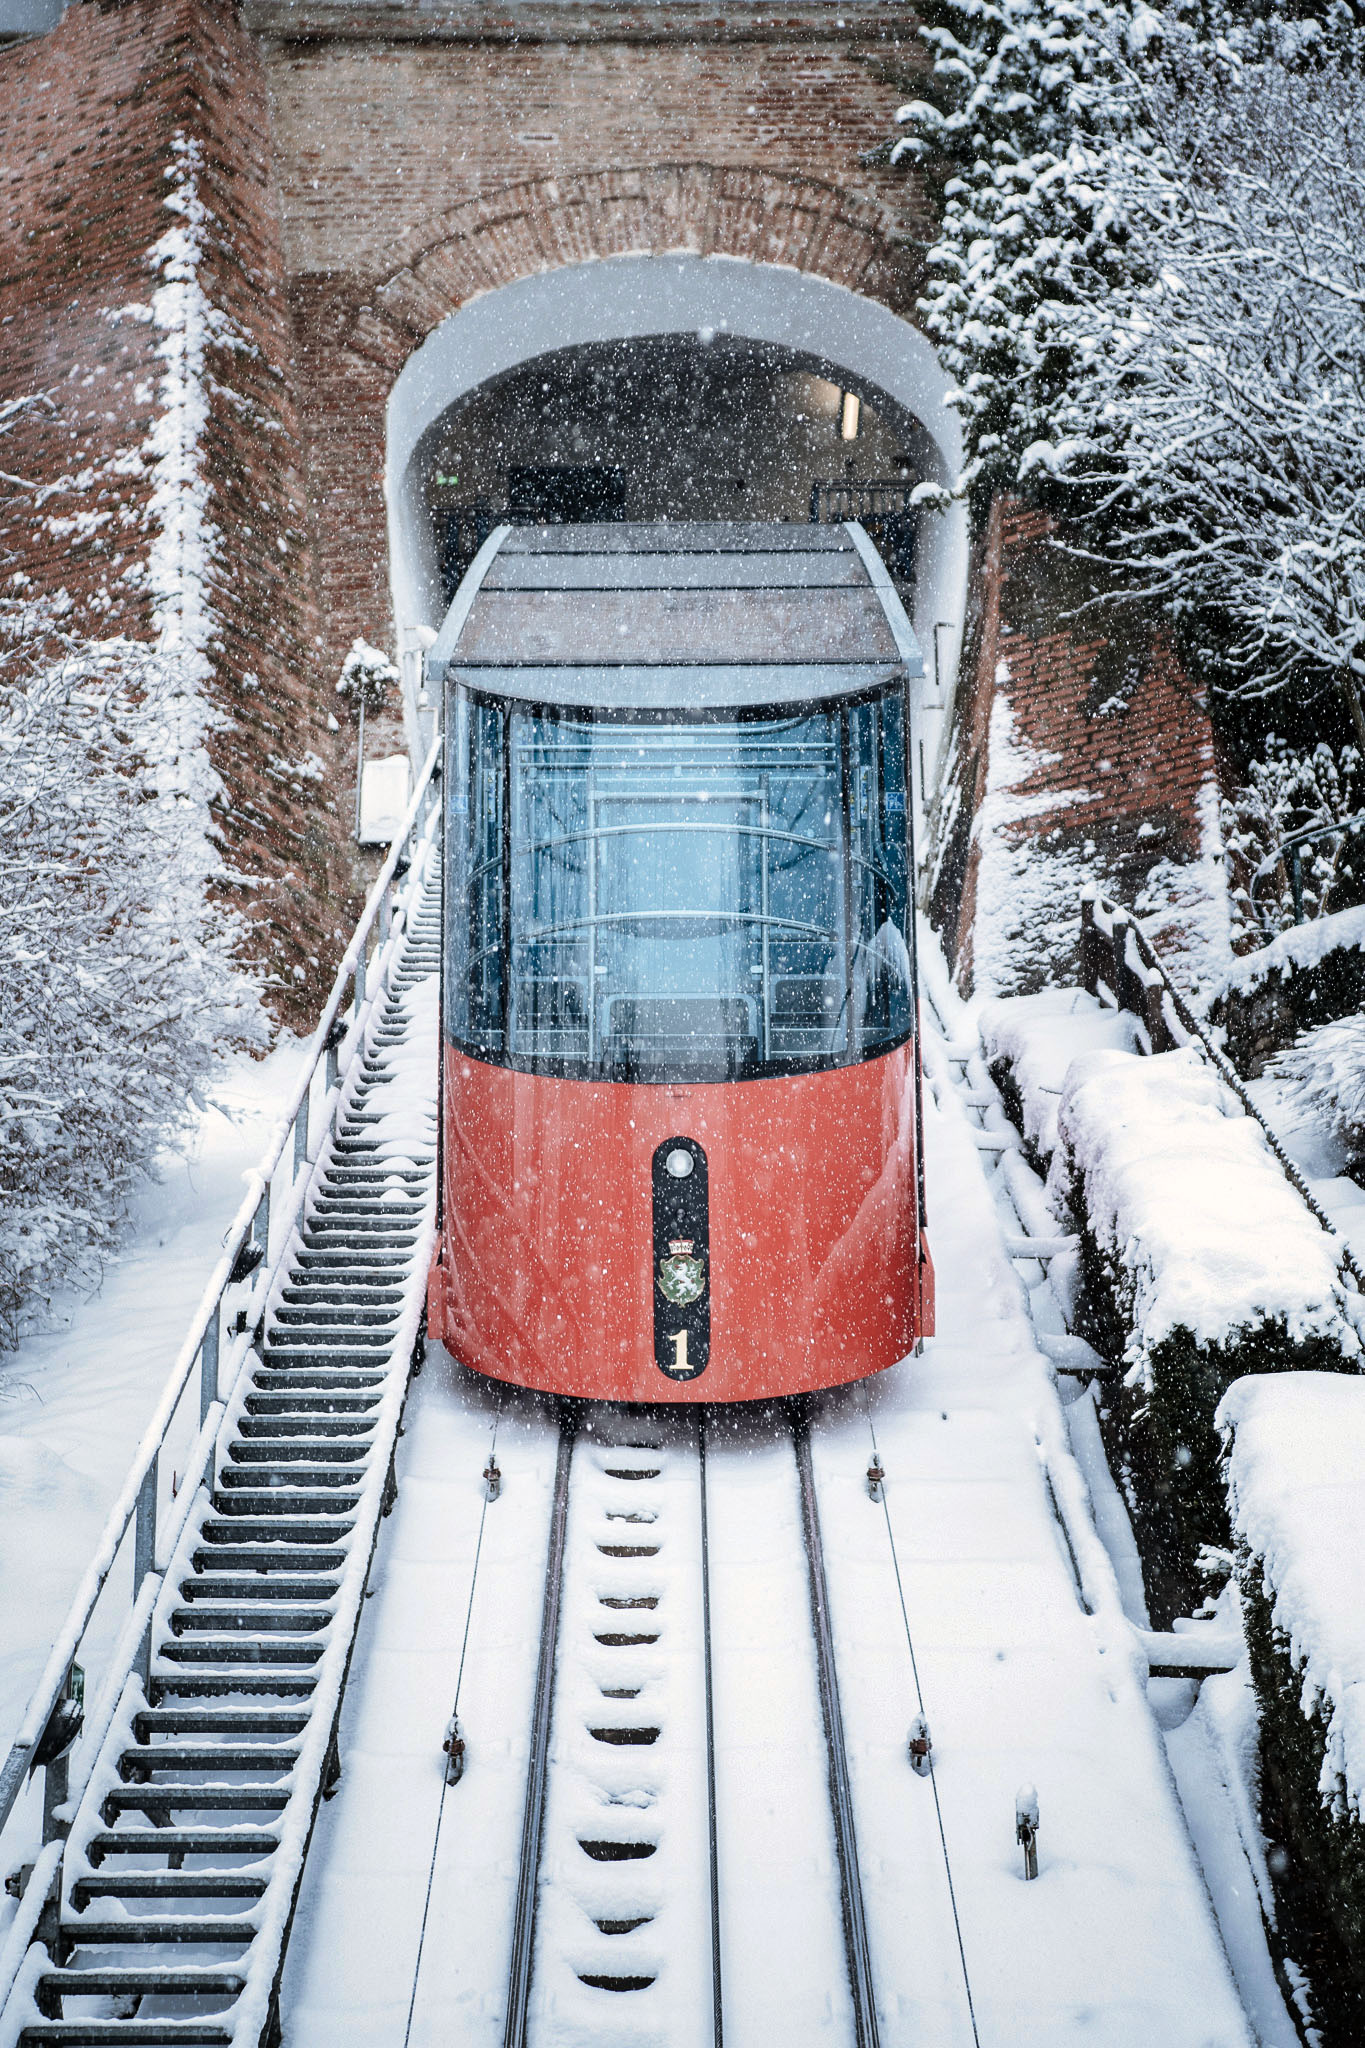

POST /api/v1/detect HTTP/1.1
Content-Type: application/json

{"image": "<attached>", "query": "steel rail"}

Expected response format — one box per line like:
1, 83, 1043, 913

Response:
503, 1410, 577, 2048
697, 1415, 725, 2048
790, 1402, 882, 2048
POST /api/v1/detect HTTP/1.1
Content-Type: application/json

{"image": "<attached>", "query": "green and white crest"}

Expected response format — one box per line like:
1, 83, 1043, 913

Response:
657, 1238, 706, 1307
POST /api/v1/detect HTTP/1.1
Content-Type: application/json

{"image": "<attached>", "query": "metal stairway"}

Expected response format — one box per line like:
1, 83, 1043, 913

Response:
1, 857, 442, 2048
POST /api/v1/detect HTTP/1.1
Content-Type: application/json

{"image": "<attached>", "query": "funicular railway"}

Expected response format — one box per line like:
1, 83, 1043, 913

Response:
0, 526, 1268, 2048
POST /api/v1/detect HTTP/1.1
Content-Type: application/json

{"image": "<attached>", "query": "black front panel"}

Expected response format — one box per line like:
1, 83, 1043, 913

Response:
652, 1138, 710, 1382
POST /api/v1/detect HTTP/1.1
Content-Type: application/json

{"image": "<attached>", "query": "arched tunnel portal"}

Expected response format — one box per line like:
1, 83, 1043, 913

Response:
384, 256, 969, 836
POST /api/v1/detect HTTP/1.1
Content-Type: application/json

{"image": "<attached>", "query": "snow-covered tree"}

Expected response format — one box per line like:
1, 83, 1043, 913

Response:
1031, 44, 1365, 751
0, 591, 255, 1348
894, 4, 1365, 747
335, 637, 398, 717
1221, 741, 1365, 941
891, 0, 1156, 514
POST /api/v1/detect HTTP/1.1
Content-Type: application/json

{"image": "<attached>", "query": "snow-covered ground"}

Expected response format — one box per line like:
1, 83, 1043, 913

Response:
0, 939, 1318, 2042
0, 1039, 303, 1796
279, 949, 1293, 2045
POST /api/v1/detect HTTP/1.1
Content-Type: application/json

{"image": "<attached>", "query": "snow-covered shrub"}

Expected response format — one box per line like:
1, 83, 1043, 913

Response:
336, 638, 398, 717
1222, 743, 1365, 946
1220, 1373, 1365, 2043
0, 597, 253, 1347
979, 986, 1140, 1169
1265, 1015, 1365, 1164
1055, 1044, 1356, 1622
1212, 904, 1365, 1078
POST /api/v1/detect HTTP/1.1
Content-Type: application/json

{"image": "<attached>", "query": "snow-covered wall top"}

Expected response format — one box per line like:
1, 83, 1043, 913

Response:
1220, 1371, 1365, 1815
980, 988, 1139, 1163
1057, 1046, 1353, 1380
1220, 903, 1365, 1000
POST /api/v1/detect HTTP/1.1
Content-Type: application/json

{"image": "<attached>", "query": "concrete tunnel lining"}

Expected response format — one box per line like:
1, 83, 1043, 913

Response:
383, 253, 968, 820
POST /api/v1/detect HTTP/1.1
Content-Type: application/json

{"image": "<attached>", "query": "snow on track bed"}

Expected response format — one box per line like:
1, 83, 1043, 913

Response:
285, 933, 1284, 2048
526, 1416, 712, 2045
281, 1380, 563, 2048
838, 941, 1276, 2048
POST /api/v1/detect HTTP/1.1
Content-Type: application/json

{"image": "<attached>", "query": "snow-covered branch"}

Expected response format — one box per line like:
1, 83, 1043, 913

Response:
895, 1, 1365, 741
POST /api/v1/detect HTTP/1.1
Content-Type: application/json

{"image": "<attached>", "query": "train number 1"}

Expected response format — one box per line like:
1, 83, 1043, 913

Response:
669, 1330, 689, 1375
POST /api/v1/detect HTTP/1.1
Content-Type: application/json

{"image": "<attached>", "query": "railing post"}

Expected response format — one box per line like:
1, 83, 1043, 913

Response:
41, 1750, 69, 1848
199, 1311, 220, 1425
134, 1453, 158, 1691
133, 1456, 158, 1591
1078, 895, 1104, 997
293, 1089, 310, 1179
1142, 978, 1176, 1055
354, 943, 367, 1015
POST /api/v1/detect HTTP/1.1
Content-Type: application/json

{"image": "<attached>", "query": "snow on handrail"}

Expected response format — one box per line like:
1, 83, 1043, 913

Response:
1080, 886, 1365, 1301
0, 738, 442, 1855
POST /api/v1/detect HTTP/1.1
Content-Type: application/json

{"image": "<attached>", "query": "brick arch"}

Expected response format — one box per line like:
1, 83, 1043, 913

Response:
342, 163, 908, 372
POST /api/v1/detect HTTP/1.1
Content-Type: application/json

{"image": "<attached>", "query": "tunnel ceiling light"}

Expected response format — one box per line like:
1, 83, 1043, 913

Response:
840, 391, 861, 441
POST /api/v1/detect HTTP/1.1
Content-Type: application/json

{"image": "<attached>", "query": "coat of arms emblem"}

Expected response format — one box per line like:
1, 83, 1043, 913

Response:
657, 1237, 707, 1306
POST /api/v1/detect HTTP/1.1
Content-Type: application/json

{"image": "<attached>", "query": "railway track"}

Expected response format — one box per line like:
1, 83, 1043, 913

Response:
499, 1402, 880, 2047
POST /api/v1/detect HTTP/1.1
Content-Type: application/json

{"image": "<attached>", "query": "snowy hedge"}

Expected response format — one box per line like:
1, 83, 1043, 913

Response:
979, 988, 1139, 1172
1220, 1374, 1365, 2044
1054, 1046, 1357, 1624
1211, 904, 1365, 1078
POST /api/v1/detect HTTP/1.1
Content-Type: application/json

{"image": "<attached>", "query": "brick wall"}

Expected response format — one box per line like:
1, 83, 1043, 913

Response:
0, 0, 1220, 1017
248, 3, 932, 671
933, 498, 1220, 994
0, 0, 357, 1019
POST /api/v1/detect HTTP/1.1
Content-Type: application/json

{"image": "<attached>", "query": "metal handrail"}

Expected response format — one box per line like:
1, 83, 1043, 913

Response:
1080, 888, 1365, 1301
0, 738, 442, 1870
1248, 811, 1365, 930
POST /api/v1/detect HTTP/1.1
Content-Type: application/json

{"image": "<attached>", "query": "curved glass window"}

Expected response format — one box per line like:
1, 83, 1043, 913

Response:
445, 688, 911, 1081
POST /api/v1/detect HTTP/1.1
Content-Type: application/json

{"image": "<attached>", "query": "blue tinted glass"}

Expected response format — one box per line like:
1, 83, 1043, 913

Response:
446, 690, 912, 1079
509, 711, 845, 1078
849, 691, 911, 1052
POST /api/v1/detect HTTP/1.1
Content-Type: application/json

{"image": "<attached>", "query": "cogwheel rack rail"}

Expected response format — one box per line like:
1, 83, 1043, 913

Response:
501, 1405, 880, 2048
0, 742, 444, 2048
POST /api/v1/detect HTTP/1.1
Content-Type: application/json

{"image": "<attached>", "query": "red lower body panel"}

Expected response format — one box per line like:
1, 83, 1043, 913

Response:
427, 1043, 932, 1403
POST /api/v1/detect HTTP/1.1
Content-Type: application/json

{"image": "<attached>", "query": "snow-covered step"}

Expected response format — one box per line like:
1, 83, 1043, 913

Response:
3, 868, 441, 2048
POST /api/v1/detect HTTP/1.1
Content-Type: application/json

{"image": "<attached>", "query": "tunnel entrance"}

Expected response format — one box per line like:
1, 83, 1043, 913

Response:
384, 255, 969, 835
420, 335, 926, 603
